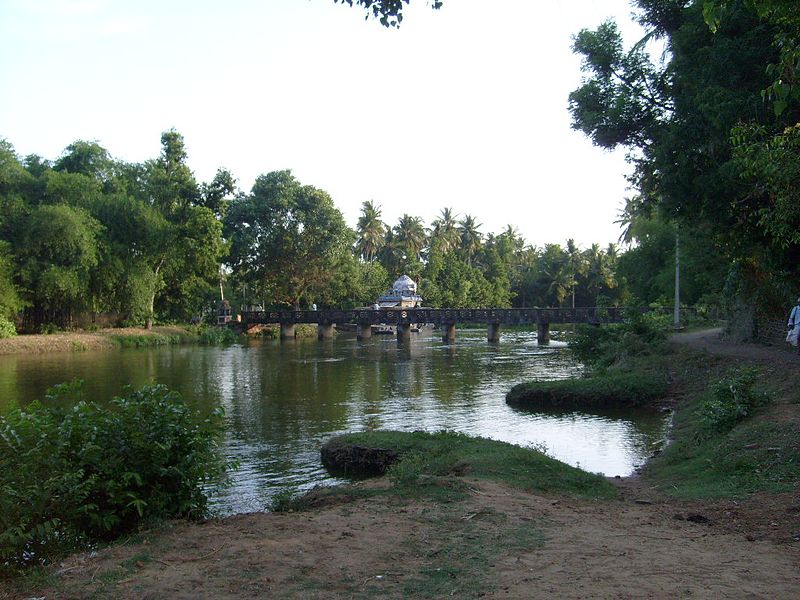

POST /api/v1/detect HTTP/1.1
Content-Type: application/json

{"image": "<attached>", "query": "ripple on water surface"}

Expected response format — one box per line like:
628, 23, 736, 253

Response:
0, 330, 668, 514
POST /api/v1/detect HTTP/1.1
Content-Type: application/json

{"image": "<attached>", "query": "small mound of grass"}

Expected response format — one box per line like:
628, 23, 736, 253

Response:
506, 372, 668, 409
321, 430, 616, 500
107, 327, 196, 348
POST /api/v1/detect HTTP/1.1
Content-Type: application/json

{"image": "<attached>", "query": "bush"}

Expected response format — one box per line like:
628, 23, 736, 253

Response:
0, 382, 228, 572
699, 367, 771, 434
569, 313, 669, 371
198, 326, 239, 345
0, 315, 16, 339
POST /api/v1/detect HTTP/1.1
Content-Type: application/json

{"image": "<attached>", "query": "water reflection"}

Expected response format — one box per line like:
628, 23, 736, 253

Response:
0, 329, 668, 514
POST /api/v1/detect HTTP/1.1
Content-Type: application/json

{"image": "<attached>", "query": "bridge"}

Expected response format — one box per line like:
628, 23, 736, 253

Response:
240, 306, 645, 344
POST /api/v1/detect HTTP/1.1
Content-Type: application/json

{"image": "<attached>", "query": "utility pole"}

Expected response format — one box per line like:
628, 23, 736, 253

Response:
674, 225, 680, 328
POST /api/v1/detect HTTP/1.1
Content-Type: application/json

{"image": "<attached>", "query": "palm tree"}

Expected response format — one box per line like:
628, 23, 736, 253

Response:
584, 244, 617, 305
565, 238, 587, 308
393, 214, 427, 262
430, 207, 460, 254
458, 214, 483, 267
544, 263, 575, 307
356, 200, 386, 262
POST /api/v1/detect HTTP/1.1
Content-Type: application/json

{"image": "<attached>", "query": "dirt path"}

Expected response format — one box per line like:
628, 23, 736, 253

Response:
10, 479, 798, 600
670, 326, 799, 364
5, 327, 800, 599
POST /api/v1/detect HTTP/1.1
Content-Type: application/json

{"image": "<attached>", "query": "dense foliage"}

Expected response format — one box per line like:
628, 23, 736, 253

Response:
0, 382, 227, 572
699, 366, 771, 433
569, 0, 800, 322
0, 132, 233, 331
569, 313, 670, 371
1, 132, 670, 332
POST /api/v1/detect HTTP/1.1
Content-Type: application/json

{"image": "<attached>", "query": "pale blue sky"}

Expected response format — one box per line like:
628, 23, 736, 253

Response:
0, 0, 646, 247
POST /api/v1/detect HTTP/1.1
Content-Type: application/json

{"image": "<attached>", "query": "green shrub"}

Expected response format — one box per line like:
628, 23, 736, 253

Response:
0, 315, 16, 338
569, 313, 669, 371
699, 367, 771, 434
198, 326, 239, 345
0, 382, 228, 572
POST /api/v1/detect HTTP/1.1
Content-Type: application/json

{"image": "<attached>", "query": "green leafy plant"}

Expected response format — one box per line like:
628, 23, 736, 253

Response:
0, 315, 16, 339
0, 382, 229, 573
699, 367, 771, 434
198, 326, 239, 345
569, 313, 669, 371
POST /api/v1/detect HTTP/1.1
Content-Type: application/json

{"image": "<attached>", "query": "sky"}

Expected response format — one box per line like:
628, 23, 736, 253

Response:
0, 0, 647, 248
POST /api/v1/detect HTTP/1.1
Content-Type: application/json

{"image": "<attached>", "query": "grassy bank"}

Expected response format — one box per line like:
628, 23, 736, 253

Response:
0, 326, 199, 354
642, 351, 800, 499
506, 371, 668, 409
508, 316, 799, 501
317, 430, 617, 503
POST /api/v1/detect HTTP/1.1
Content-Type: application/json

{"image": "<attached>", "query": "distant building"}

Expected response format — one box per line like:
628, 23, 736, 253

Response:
377, 275, 423, 308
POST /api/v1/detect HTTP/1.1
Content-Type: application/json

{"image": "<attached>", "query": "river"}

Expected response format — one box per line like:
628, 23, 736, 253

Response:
0, 329, 668, 514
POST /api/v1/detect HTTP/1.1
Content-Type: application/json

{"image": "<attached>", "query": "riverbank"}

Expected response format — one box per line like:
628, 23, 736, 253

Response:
4, 330, 799, 599
0, 327, 197, 355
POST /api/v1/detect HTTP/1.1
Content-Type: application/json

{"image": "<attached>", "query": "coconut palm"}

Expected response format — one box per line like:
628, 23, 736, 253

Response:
356, 200, 386, 262
430, 207, 460, 255
458, 214, 483, 267
393, 214, 427, 262
584, 244, 617, 305
565, 238, 588, 308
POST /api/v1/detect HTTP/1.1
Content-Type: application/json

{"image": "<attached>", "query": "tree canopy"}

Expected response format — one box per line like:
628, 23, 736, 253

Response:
569, 0, 800, 317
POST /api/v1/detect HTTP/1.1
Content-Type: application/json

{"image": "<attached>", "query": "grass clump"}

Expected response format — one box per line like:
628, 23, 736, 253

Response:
0, 381, 229, 574
109, 333, 182, 348
321, 430, 616, 501
506, 371, 668, 409
198, 326, 239, 345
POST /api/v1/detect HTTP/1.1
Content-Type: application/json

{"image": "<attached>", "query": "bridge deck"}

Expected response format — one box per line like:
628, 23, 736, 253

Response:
241, 307, 642, 326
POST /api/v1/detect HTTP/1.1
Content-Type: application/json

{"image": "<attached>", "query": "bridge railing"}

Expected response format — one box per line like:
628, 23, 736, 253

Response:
240, 307, 651, 326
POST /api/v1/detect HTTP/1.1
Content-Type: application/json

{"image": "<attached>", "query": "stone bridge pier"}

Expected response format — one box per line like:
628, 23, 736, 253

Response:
240, 307, 634, 346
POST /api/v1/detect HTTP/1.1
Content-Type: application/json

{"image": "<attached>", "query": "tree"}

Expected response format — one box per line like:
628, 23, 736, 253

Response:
53, 140, 115, 187
393, 214, 427, 262
334, 0, 442, 28
584, 244, 617, 305
570, 0, 793, 318
17, 205, 102, 329
430, 207, 460, 255
0, 241, 21, 319
356, 200, 386, 262
565, 238, 588, 308
458, 214, 482, 267
225, 170, 352, 310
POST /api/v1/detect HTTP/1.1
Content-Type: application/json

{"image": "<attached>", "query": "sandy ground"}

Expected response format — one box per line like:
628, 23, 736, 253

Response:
3, 328, 799, 599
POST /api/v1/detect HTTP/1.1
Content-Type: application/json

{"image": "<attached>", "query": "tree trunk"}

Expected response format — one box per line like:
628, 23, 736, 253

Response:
146, 258, 165, 330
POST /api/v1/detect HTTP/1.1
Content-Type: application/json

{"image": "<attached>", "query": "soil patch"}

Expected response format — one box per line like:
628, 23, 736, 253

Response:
8, 479, 798, 599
